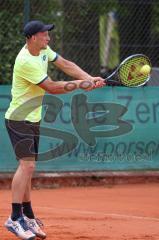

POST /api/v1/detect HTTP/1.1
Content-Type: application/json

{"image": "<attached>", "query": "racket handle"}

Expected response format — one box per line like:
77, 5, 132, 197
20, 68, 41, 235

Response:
104, 78, 122, 86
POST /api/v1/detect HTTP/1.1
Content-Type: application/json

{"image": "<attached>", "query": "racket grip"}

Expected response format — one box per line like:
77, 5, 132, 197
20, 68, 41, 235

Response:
104, 78, 122, 86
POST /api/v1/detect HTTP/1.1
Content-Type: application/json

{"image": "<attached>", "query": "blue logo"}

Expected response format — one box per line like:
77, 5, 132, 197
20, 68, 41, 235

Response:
42, 55, 46, 61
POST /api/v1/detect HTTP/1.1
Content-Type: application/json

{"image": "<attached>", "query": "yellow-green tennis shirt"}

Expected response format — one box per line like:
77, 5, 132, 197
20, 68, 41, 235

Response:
5, 45, 58, 122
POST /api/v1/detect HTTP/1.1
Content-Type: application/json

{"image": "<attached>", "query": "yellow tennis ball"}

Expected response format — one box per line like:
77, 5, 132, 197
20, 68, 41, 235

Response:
140, 65, 151, 75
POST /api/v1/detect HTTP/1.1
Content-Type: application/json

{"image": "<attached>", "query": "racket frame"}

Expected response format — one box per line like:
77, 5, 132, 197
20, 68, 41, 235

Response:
105, 54, 151, 87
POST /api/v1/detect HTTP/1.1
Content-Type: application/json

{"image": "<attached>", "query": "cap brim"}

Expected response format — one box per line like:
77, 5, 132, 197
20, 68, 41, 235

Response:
42, 24, 55, 32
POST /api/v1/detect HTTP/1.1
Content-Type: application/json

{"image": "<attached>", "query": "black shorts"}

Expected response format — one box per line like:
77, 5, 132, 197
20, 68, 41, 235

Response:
5, 119, 40, 160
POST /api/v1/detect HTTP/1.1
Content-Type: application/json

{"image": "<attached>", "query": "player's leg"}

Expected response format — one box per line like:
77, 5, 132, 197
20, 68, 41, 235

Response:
4, 120, 39, 239
22, 172, 46, 240
5, 158, 36, 240
23, 176, 35, 218
22, 124, 46, 239
12, 159, 35, 205
22, 177, 46, 239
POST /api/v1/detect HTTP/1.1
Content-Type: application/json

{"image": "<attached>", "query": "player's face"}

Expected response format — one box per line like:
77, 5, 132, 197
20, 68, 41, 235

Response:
34, 31, 50, 49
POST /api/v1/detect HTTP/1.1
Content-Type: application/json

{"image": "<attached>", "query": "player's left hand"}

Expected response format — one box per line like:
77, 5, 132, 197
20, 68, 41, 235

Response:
90, 77, 106, 88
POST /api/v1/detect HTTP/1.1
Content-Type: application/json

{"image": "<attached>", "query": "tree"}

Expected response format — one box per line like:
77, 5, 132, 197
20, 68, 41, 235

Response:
61, 0, 100, 79
118, 0, 152, 60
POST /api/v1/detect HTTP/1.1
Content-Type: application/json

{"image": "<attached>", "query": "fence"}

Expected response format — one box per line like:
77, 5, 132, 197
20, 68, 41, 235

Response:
0, 0, 159, 84
1, 86, 159, 172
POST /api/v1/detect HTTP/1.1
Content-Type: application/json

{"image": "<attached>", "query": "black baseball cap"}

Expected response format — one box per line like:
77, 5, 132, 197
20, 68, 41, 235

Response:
24, 20, 55, 38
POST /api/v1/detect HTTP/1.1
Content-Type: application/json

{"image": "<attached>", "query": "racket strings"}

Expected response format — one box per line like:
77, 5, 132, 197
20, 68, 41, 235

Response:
118, 56, 151, 87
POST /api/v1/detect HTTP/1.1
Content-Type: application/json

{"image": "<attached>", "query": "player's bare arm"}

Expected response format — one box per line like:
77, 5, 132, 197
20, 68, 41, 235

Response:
53, 55, 106, 88
38, 77, 95, 94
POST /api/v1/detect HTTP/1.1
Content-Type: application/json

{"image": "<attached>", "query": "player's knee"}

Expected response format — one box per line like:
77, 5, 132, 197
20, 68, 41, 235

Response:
19, 158, 36, 174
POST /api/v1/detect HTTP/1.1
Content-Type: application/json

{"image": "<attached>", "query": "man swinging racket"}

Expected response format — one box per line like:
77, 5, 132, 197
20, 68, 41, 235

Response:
4, 20, 105, 240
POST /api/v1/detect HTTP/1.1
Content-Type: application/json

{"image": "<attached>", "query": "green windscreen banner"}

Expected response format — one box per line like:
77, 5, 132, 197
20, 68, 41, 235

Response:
0, 86, 159, 172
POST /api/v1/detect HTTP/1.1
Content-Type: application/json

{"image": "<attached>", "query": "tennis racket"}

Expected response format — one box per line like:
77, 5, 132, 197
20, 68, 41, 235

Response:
104, 54, 151, 87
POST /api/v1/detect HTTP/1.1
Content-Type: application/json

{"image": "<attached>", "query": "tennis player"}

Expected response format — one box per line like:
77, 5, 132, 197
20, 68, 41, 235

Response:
4, 20, 105, 240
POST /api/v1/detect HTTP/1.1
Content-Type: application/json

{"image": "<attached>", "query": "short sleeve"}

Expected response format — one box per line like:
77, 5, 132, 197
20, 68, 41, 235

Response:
47, 45, 58, 62
17, 61, 48, 85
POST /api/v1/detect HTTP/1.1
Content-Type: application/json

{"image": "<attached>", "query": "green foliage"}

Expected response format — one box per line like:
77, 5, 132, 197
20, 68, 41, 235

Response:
1, 0, 158, 84
0, 1, 24, 84
152, 4, 159, 36
30, 0, 63, 80
0, 0, 63, 84
0, 0, 120, 84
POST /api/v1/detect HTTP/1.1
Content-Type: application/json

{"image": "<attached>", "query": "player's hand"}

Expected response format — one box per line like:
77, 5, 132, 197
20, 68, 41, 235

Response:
90, 77, 106, 89
80, 77, 106, 91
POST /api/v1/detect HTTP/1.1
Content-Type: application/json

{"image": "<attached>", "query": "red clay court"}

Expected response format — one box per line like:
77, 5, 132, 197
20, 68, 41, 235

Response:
0, 183, 159, 240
